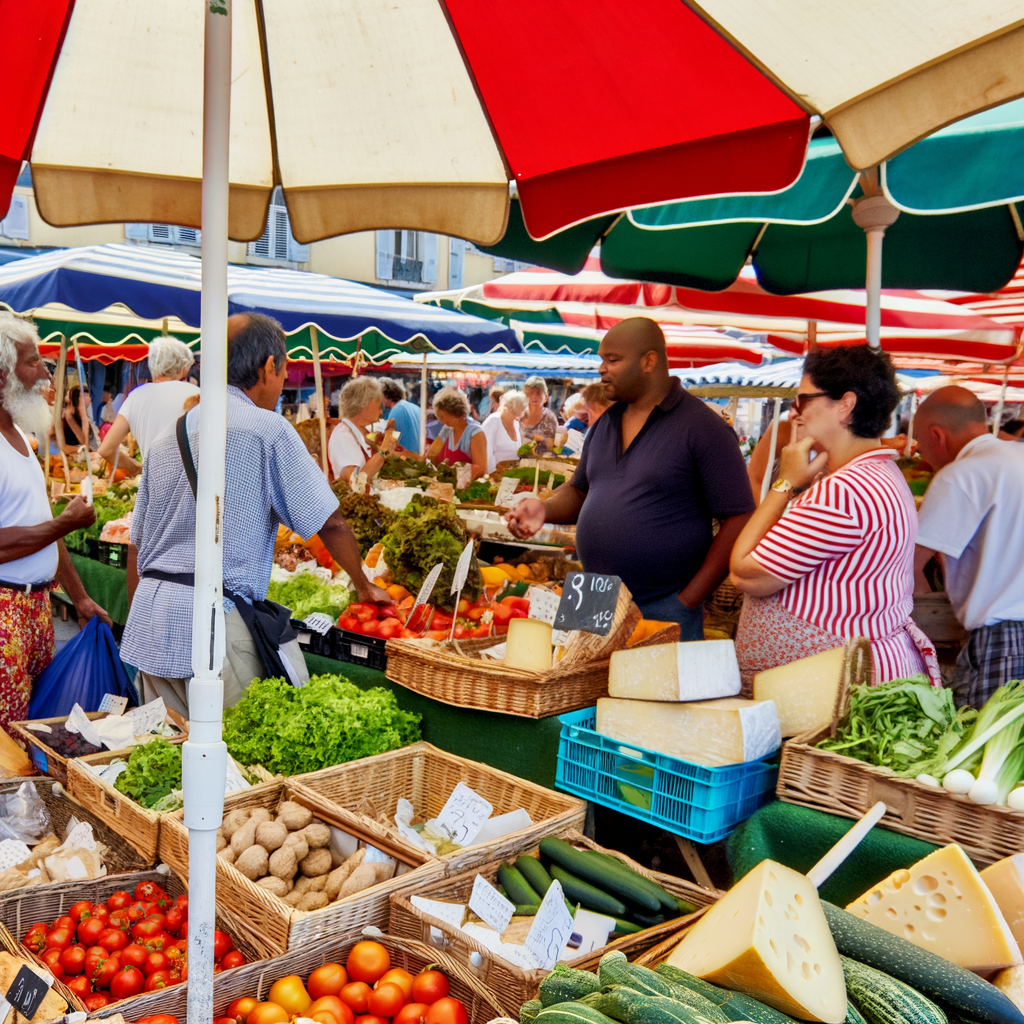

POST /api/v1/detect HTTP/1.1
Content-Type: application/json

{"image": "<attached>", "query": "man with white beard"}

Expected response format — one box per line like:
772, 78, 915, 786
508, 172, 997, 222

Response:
0, 313, 111, 730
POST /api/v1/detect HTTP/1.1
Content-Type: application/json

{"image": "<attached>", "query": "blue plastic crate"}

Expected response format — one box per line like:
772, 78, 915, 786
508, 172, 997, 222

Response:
556, 706, 778, 843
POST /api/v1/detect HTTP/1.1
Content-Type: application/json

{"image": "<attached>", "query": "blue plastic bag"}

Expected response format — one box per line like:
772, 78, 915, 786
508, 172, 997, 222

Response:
28, 618, 140, 719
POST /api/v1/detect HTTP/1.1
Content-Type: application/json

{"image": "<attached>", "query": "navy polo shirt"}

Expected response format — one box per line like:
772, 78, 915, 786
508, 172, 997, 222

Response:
569, 380, 754, 603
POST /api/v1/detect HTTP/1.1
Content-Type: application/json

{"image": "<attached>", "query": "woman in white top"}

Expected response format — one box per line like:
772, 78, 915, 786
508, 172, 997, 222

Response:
98, 337, 199, 475
328, 376, 393, 483
481, 389, 527, 473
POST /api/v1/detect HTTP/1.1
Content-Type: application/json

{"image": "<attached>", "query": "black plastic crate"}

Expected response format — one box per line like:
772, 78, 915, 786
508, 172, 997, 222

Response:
290, 620, 338, 658
97, 540, 129, 568
335, 628, 387, 671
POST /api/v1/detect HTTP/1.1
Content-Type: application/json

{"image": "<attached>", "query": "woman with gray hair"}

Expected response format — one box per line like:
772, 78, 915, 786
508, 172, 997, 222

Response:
97, 336, 199, 474
328, 375, 395, 484
518, 375, 558, 453
482, 389, 527, 472
426, 386, 487, 480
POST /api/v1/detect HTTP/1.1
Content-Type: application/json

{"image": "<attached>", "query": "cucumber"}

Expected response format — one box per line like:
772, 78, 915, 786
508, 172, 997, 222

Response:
498, 862, 542, 906
539, 964, 602, 1007
611, 917, 644, 935
654, 963, 803, 1024
522, 1001, 543, 1024
540, 838, 662, 912
586, 986, 728, 1024
629, 911, 666, 927
841, 956, 947, 1024
675, 898, 699, 915
581, 850, 681, 913
550, 864, 627, 916
534, 1002, 618, 1024
517, 855, 555, 896
514, 904, 539, 916
822, 902, 1024, 1024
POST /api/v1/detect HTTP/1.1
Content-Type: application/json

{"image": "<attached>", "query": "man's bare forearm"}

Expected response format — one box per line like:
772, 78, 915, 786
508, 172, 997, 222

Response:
319, 511, 376, 599
541, 483, 586, 524
55, 541, 89, 604
680, 513, 751, 607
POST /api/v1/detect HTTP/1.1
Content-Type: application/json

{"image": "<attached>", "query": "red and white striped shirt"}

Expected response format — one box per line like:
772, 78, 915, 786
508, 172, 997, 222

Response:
752, 448, 923, 682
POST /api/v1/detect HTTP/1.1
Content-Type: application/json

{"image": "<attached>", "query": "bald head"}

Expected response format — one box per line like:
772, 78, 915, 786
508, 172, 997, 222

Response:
914, 385, 988, 470
599, 317, 670, 405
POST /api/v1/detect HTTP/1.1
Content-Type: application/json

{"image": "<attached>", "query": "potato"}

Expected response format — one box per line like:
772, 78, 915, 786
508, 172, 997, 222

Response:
276, 802, 313, 831
300, 824, 332, 849
234, 845, 269, 880
249, 808, 273, 826
255, 821, 288, 852
215, 830, 227, 853
283, 890, 305, 907
269, 846, 298, 880
222, 808, 251, 839
282, 835, 309, 862
338, 863, 377, 898
300, 848, 332, 878
296, 891, 329, 911
230, 817, 259, 855
218, 846, 237, 864
371, 861, 394, 883
256, 876, 290, 898
292, 875, 313, 895
325, 864, 351, 901
305, 874, 328, 893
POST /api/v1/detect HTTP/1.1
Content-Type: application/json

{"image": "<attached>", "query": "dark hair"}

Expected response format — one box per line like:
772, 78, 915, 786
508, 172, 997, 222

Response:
380, 379, 405, 402
1004, 418, 1024, 435
227, 314, 287, 390
803, 346, 900, 438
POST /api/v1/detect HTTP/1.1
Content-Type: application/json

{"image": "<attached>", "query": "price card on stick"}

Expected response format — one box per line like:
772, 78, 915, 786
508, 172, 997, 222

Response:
527, 586, 560, 625
434, 782, 492, 846
448, 539, 475, 641
495, 477, 519, 506
469, 874, 516, 934
6, 964, 52, 1020
553, 572, 622, 636
525, 880, 575, 970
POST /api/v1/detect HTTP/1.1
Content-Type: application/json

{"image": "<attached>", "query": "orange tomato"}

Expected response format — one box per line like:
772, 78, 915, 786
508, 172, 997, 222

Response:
377, 969, 414, 1000
308, 964, 348, 1000
310, 1013, 339, 1024
368, 983, 406, 1018
354, 1016, 389, 1024
228, 998, 258, 1024
340, 982, 373, 1014
309, 997, 348, 1023
268, 976, 311, 1016
425, 998, 468, 1024
411, 971, 450, 1006
395, 1004, 431, 1024
346, 942, 390, 985
246, 1004, 289, 1024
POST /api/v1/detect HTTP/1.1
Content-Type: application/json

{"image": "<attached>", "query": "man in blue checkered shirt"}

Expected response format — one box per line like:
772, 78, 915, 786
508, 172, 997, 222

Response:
120, 314, 388, 715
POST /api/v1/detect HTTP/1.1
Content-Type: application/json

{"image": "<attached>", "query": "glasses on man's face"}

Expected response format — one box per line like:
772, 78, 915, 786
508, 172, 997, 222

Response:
792, 391, 829, 415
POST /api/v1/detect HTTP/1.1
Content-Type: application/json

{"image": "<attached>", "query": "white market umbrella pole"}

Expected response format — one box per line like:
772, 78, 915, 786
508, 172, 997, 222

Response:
759, 396, 782, 503
184, 3, 231, 1023
905, 390, 917, 456
852, 173, 900, 352
992, 366, 1010, 436
420, 352, 428, 455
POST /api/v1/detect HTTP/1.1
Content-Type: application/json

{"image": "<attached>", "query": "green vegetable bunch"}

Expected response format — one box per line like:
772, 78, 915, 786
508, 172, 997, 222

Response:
500, 466, 567, 490
267, 572, 353, 620
113, 738, 183, 810
223, 674, 421, 777
379, 455, 456, 485
334, 492, 396, 557
455, 480, 495, 503
380, 495, 480, 611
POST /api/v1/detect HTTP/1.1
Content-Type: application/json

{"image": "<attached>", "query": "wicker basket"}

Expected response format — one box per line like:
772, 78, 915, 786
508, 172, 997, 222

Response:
388, 829, 722, 1017
292, 742, 586, 873
158, 780, 446, 954
0, 922, 81, 1021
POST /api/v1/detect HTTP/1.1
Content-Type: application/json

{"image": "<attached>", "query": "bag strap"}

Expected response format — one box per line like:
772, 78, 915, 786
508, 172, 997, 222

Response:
176, 413, 198, 499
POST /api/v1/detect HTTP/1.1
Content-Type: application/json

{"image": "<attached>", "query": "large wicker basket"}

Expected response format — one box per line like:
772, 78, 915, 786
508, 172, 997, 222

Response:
158, 779, 446, 954
292, 742, 586, 874
388, 829, 722, 1018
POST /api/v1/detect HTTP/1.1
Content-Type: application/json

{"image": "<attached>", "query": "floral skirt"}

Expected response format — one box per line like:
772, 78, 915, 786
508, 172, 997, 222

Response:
0, 588, 54, 730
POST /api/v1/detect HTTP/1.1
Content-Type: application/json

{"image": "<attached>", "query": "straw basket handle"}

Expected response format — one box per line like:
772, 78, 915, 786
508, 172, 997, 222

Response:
830, 637, 873, 738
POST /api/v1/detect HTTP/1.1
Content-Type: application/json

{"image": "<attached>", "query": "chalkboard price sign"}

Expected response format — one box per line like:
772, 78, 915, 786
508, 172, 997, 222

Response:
553, 572, 622, 635
6, 965, 50, 1021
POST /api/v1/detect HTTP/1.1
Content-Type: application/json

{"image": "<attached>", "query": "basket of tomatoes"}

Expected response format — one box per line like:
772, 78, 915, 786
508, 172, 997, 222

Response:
1, 872, 263, 1021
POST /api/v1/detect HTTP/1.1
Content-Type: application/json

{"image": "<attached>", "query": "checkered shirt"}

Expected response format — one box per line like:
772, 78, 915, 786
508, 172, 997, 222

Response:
120, 387, 337, 678
952, 619, 1024, 708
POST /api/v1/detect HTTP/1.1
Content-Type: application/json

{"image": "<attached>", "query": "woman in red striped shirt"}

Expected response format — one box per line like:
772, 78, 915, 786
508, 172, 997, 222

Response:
730, 347, 939, 689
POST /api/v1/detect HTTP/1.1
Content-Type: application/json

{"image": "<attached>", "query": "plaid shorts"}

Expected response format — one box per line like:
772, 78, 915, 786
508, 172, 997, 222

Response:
953, 619, 1024, 708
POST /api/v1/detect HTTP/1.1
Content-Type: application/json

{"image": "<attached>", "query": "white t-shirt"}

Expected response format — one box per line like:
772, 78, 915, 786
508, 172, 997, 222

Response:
0, 427, 58, 585
118, 380, 200, 459
328, 418, 371, 479
917, 433, 1024, 630
482, 412, 521, 473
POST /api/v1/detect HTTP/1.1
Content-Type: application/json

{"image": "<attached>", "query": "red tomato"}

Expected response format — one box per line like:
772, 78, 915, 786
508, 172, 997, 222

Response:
395, 1004, 431, 1024
348, 603, 378, 623
346, 941, 390, 985
142, 931, 176, 952
83, 993, 111, 1012
91, 905, 111, 923
100, 927, 129, 952
23, 923, 48, 953
163, 907, 185, 934
491, 603, 512, 624
144, 970, 173, 991
95, 953, 122, 990
45, 926, 74, 952
247, 1002, 290, 1024
139, 1017, 181, 1024
131, 916, 165, 941
121, 944, 148, 970
359, 619, 380, 635
377, 969, 414, 1000
41, 950, 65, 980
125, 902, 148, 924
307, 964, 347, 999
354, 1016, 390, 1024
221, 950, 245, 970
453, 625, 472, 639
85, 945, 109, 977
228, 996, 259, 1023
69, 901, 94, 923
106, 891, 132, 911
77, 917, 106, 946
340, 982, 372, 1014
66, 976, 91, 998
376, 617, 403, 639
213, 930, 235, 960
411, 971, 449, 1006
214, 1018, 237, 1024
471, 624, 490, 638
107, 910, 131, 932
177, 920, 188, 940
144, 951, 169, 975
424, 998, 468, 1024
174, 895, 189, 912
110, 965, 146, 1001
338, 615, 360, 632
134, 881, 168, 903
53, 916, 75, 931
59, 946, 86, 976
367, 983, 406, 1018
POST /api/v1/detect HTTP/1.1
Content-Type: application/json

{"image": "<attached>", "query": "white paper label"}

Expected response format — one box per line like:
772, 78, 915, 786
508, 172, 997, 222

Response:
434, 783, 493, 847
451, 539, 475, 595
97, 694, 128, 715
411, 896, 467, 928
23, 723, 52, 734
65, 704, 101, 747
413, 562, 444, 610
570, 908, 616, 955
303, 613, 334, 635
92, 760, 128, 785
62, 822, 97, 853
224, 757, 253, 794
495, 477, 519, 506
525, 879, 575, 971
125, 697, 167, 738
528, 586, 561, 625
456, 463, 472, 490
469, 874, 516, 934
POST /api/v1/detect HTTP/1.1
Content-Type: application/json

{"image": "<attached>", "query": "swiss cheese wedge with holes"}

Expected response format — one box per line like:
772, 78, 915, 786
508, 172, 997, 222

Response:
667, 860, 846, 1023
846, 844, 1021, 971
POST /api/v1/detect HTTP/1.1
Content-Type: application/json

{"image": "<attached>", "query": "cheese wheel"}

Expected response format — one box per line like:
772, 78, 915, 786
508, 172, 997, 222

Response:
505, 618, 553, 672
752, 647, 846, 737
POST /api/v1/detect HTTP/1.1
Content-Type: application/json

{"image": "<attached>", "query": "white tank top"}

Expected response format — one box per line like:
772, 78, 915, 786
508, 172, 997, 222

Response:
0, 427, 58, 584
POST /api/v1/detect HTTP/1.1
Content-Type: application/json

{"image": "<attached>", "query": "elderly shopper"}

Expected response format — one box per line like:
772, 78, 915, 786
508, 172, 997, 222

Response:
426, 386, 487, 480
98, 336, 199, 475
328, 376, 396, 483
121, 314, 388, 715
581, 381, 611, 431
730, 346, 939, 688
482, 389, 527, 472
518, 376, 559, 453
914, 386, 1024, 706
380, 378, 421, 453
0, 314, 110, 729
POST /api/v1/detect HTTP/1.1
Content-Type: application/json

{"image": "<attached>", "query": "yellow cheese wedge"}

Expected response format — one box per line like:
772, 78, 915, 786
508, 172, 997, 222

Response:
667, 859, 846, 1023
505, 617, 553, 672
982, 854, 1024, 951
752, 647, 845, 737
994, 965, 1024, 1014
609, 640, 741, 702
846, 844, 1021, 971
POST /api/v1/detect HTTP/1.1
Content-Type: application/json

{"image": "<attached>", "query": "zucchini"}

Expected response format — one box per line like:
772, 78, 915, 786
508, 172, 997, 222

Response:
522, 1001, 543, 1024
676, 898, 699, 915
586, 986, 728, 1024
848, 1002, 871, 1024
841, 956, 947, 1024
598, 951, 674, 997
654, 963, 803, 1024
517, 855, 555, 897
629, 911, 666, 928
655, 965, 729, 1003
822, 902, 1024, 1024
550, 864, 627, 916
534, 1002, 619, 1024
611, 917, 644, 935
541, 838, 662, 912
539, 964, 601, 1007
582, 850, 681, 913
515, 904, 539, 916
497, 862, 542, 906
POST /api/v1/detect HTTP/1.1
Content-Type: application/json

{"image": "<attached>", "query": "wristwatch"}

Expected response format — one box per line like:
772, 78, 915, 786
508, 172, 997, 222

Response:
771, 478, 794, 494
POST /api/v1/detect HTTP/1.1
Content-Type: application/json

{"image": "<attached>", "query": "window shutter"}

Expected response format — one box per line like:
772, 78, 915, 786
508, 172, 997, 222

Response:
448, 238, 465, 289
175, 226, 201, 246
287, 233, 310, 263
248, 222, 272, 259
124, 223, 148, 241
423, 233, 438, 284
376, 229, 394, 280
148, 224, 173, 242
0, 195, 30, 240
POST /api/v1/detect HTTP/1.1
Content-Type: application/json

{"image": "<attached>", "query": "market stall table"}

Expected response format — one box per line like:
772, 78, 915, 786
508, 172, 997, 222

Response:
68, 552, 130, 625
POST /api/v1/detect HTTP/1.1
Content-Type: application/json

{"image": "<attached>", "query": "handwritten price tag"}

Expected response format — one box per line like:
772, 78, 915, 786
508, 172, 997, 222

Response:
525, 880, 575, 970
6, 964, 52, 1020
97, 693, 128, 715
414, 562, 444, 609
495, 477, 519, 506
469, 874, 516, 934
303, 613, 334, 636
553, 572, 622, 636
434, 783, 493, 847
527, 586, 561, 626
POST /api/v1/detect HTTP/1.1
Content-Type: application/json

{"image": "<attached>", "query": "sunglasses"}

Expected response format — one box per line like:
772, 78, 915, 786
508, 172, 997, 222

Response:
792, 391, 829, 415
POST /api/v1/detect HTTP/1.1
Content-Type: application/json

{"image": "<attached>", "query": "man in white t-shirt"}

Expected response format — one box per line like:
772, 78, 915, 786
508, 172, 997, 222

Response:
0, 314, 111, 729
914, 386, 1024, 706
97, 336, 200, 475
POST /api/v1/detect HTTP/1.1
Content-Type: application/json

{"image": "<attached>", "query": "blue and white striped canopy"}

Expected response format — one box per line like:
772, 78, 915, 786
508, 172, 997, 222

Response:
0, 244, 521, 355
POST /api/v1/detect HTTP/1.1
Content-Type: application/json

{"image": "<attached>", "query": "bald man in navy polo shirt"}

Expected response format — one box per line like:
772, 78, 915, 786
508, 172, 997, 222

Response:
507, 318, 754, 640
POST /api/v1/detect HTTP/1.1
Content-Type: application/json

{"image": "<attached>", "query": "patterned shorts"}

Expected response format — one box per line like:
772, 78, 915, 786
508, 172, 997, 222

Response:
954, 620, 1024, 708
0, 588, 54, 731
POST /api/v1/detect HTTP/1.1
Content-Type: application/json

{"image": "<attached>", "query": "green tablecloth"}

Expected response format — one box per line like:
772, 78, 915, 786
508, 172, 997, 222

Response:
69, 554, 129, 625
727, 800, 939, 906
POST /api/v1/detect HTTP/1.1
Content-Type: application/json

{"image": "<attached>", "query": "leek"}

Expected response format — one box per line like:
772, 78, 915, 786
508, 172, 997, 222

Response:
936, 680, 1024, 779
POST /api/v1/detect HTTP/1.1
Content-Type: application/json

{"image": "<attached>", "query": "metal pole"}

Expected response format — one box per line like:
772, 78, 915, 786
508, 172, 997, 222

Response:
992, 367, 1011, 436
420, 352, 428, 455
905, 391, 917, 457
311, 326, 329, 476
185, 4, 231, 1023
852, 186, 899, 353
759, 397, 783, 503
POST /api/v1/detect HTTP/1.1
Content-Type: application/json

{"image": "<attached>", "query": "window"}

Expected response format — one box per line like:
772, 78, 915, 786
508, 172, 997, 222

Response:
247, 186, 309, 264
375, 230, 438, 286
0, 194, 29, 241
125, 223, 201, 246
